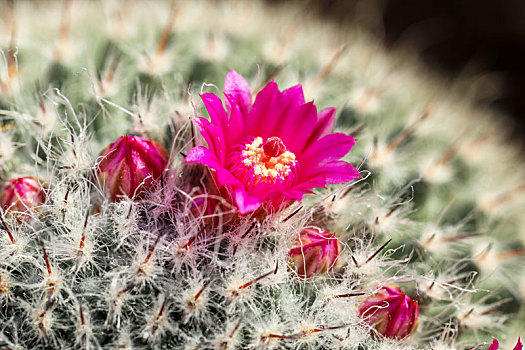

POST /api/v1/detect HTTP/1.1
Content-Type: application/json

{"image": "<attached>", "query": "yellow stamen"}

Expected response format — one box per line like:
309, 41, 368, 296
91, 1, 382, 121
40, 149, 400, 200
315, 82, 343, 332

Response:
241, 137, 296, 183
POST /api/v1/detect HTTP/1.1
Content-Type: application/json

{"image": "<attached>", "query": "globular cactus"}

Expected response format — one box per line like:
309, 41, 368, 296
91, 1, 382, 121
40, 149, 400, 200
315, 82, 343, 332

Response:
0, 1, 524, 349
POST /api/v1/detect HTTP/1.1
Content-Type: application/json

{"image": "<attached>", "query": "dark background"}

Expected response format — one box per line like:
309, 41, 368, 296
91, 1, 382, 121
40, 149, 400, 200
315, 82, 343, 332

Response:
271, 0, 525, 142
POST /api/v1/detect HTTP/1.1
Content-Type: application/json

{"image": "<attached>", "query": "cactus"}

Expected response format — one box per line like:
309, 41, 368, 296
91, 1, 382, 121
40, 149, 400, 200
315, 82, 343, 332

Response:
0, 0, 524, 349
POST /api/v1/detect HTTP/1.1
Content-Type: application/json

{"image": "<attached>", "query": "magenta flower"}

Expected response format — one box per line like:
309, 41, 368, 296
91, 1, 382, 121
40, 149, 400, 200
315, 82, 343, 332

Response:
97, 135, 168, 201
185, 70, 359, 214
0, 176, 46, 214
488, 338, 523, 350
359, 284, 419, 339
289, 228, 341, 278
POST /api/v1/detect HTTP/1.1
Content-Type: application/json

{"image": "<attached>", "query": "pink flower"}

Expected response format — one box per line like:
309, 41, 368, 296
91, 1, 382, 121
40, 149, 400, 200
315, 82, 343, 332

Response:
488, 338, 523, 350
289, 228, 341, 278
359, 284, 419, 339
0, 176, 46, 214
185, 70, 359, 214
97, 136, 168, 201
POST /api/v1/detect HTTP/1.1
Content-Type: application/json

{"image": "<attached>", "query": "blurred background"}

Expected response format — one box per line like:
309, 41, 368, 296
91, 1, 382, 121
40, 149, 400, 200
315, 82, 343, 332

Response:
268, 0, 525, 143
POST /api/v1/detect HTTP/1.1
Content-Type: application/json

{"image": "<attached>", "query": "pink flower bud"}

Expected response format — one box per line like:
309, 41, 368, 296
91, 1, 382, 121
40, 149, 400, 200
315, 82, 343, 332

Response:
489, 339, 499, 350
359, 284, 419, 339
98, 136, 168, 201
488, 337, 523, 350
288, 228, 341, 278
0, 177, 46, 215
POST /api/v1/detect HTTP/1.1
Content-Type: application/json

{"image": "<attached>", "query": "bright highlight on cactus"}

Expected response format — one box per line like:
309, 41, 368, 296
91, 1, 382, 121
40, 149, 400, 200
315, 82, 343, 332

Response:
185, 70, 360, 214
359, 284, 419, 339
97, 135, 168, 201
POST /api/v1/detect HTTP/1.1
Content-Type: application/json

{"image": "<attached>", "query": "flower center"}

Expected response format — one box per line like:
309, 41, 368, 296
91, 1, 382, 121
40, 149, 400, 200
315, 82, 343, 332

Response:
263, 136, 287, 157
241, 136, 296, 183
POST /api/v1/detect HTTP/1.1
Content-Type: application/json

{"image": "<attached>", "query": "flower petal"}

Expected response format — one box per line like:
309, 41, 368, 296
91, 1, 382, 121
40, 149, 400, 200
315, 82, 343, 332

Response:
271, 187, 309, 203
224, 70, 252, 115
245, 81, 280, 136
285, 176, 327, 197
280, 85, 305, 110
185, 146, 237, 188
309, 107, 336, 142
185, 146, 263, 214
234, 188, 262, 214
300, 133, 356, 169
201, 93, 229, 136
277, 101, 317, 154
320, 161, 361, 184
224, 93, 245, 144
192, 117, 226, 163
246, 83, 304, 136
185, 146, 220, 168
292, 161, 359, 193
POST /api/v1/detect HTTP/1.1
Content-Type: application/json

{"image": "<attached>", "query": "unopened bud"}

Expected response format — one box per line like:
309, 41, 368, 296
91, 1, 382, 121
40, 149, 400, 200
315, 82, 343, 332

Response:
98, 136, 168, 201
359, 284, 419, 339
0, 177, 46, 216
289, 228, 341, 278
